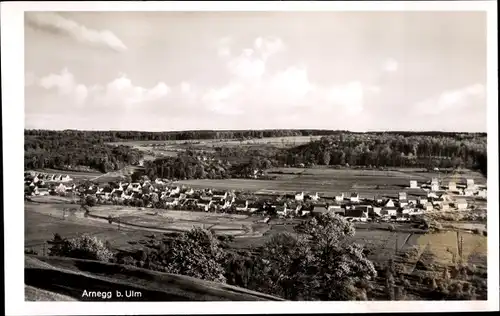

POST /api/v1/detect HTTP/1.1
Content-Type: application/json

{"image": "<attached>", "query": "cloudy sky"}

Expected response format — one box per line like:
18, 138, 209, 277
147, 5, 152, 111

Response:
24, 11, 487, 132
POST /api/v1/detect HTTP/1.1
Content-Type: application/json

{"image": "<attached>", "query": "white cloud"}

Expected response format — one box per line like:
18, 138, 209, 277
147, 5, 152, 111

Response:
254, 36, 286, 61
38, 68, 88, 105
203, 37, 371, 117
26, 12, 127, 52
415, 83, 486, 115
97, 75, 170, 107
383, 58, 399, 72
30, 69, 170, 108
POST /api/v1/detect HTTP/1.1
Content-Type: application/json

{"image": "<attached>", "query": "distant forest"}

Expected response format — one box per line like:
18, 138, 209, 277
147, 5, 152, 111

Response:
24, 129, 487, 177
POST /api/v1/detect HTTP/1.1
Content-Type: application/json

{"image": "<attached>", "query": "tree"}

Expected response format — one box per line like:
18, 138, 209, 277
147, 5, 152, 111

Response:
48, 234, 114, 262
143, 227, 227, 283
82, 195, 97, 208
256, 213, 377, 300
322, 151, 331, 166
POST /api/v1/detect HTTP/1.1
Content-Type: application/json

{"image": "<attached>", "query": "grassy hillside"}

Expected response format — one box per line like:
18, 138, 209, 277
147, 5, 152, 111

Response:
25, 255, 284, 301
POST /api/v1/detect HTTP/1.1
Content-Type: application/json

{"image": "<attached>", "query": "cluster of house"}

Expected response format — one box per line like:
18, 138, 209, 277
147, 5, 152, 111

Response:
24, 171, 485, 222
409, 178, 487, 199
24, 172, 74, 196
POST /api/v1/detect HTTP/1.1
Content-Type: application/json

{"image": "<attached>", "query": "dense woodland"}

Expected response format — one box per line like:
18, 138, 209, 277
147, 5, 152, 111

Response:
24, 131, 143, 173
24, 130, 487, 177
280, 134, 487, 175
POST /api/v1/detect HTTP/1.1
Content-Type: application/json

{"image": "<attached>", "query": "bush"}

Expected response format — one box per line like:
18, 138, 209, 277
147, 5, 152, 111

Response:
49, 234, 114, 262
482, 230, 487, 237
472, 228, 481, 235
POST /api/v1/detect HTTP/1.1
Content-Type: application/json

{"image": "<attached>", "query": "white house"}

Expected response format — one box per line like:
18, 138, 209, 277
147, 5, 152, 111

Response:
154, 178, 164, 185
309, 192, 320, 201
464, 188, 475, 196
61, 175, 72, 182
350, 193, 360, 203
276, 204, 288, 216
417, 197, 428, 205
127, 183, 142, 193
427, 191, 438, 198
384, 199, 395, 208
466, 179, 475, 189
409, 180, 418, 189
295, 192, 304, 201
455, 199, 468, 210
431, 183, 440, 191
398, 192, 407, 201
335, 193, 344, 202
477, 189, 487, 199
448, 181, 457, 192
34, 187, 49, 196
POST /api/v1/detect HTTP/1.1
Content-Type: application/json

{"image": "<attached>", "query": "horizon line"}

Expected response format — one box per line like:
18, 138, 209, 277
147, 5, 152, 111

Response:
24, 128, 487, 134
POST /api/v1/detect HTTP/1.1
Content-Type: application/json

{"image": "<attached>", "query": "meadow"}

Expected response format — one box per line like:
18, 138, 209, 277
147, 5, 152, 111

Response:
176, 167, 432, 199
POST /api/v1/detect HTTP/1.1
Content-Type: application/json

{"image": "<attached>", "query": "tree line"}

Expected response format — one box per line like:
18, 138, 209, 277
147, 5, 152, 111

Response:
26, 129, 483, 142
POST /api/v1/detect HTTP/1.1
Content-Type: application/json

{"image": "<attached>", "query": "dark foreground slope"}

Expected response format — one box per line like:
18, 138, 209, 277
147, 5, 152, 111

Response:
25, 255, 284, 301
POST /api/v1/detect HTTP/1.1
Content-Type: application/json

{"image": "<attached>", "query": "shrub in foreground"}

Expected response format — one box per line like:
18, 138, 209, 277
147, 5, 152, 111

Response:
48, 234, 114, 262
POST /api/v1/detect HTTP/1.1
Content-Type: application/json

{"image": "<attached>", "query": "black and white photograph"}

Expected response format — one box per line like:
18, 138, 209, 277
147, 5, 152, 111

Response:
2, 1, 499, 315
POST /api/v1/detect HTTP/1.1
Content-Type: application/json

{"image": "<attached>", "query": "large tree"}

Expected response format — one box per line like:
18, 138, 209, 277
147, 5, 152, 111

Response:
256, 212, 377, 300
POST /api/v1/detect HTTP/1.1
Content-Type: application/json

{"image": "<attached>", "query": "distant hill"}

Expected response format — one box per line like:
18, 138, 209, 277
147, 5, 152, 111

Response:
25, 255, 284, 301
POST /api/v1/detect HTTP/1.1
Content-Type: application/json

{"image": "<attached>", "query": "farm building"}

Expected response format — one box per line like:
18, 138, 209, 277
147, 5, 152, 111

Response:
350, 193, 360, 203
335, 193, 344, 202
409, 180, 418, 189
408, 199, 417, 206
431, 183, 440, 192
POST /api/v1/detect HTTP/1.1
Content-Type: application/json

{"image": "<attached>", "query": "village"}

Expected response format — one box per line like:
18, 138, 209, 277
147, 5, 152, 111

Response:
24, 171, 487, 223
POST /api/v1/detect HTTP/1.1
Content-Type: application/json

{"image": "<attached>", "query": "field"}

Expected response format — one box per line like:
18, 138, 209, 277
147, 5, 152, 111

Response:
25, 202, 272, 254
176, 168, 437, 199
106, 136, 323, 159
